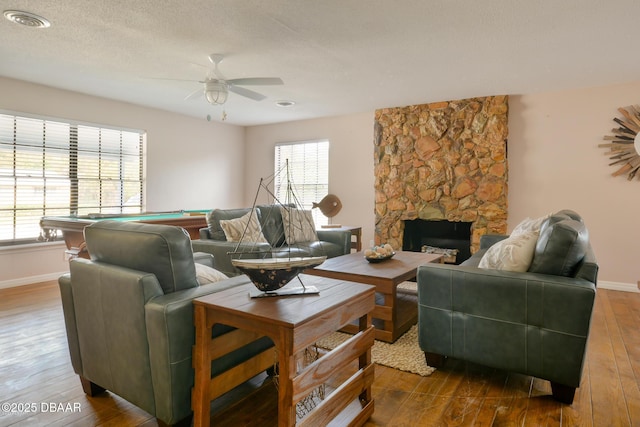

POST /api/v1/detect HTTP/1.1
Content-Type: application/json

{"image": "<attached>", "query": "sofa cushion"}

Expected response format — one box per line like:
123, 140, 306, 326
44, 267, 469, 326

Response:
528, 218, 588, 277
257, 204, 288, 247
206, 208, 253, 241
478, 230, 538, 272
538, 210, 583, 236
552, 209, 583, 223
280, 207, 318, 244
219, 210, 268, 243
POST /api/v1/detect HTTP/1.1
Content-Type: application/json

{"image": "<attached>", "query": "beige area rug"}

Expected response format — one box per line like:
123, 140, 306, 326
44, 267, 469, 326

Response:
316, 281, 435, 377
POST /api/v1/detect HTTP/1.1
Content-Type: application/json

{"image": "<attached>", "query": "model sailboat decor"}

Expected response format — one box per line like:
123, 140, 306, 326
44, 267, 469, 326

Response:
230, 161, 326, 297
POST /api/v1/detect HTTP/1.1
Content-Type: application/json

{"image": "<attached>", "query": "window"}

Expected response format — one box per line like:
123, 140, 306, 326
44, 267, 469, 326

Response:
0, 112, 145, 244
274, 140, 329, 226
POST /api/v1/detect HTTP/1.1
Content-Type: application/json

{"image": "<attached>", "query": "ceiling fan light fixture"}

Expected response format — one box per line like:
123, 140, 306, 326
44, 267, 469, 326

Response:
3, 10, 50, 28
204, 81, 228, 105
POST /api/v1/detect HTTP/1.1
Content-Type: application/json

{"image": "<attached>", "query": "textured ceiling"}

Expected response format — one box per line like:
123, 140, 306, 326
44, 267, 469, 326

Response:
1, 0, 639, 126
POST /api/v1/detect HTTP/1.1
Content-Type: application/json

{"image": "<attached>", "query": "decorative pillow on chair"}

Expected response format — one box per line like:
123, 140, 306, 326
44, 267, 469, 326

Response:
219, 210, 268, 243
478, 230, 539, 272
194, 263, 229, 285
280, 207, 318, 244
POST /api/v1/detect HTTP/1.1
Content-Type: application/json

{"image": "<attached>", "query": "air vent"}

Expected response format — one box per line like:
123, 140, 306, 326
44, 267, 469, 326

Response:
3, 10, 51, 28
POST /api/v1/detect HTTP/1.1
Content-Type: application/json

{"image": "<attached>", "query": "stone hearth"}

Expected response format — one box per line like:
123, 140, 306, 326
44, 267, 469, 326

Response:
374, 96, 509, 254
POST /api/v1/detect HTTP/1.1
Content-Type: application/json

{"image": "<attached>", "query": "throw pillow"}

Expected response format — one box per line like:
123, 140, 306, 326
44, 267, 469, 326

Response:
194, 263, 228, 285
219, 210, 268, 243
280, 207, 318, 245
511, 213, 551, 236
206, 208, 252, 241
478, 230, 539, 272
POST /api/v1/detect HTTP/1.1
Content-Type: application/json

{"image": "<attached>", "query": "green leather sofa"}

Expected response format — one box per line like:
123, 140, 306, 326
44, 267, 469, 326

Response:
58, 221, 274, 426
417, 210, 598, 404
193, 204, 352, 277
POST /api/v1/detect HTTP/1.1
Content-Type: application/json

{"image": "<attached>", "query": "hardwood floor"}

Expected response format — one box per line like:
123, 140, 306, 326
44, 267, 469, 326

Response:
1, 281, 638, 426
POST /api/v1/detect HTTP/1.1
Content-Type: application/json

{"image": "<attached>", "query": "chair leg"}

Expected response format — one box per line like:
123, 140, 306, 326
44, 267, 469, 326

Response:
79, 376, 106, 396
424, 351, 445, 368
550, 382, 576, 404
157, 414, 193, 427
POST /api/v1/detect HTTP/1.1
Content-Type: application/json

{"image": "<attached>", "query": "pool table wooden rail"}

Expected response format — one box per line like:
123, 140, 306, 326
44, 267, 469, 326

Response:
40, 211, 208, 259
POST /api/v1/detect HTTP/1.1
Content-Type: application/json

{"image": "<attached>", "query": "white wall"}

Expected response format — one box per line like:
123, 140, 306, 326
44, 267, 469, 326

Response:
509, 81, 640, 289
0, 77, 245, 286
244, 112, 376, 246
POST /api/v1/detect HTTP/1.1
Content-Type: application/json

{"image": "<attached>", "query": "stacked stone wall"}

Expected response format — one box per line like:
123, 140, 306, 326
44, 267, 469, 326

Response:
374, 96, 509, 253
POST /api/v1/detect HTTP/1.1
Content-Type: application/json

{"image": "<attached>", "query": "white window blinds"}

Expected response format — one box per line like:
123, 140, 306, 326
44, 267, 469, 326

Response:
274, 140, 329, 227
0, 113, 145, 243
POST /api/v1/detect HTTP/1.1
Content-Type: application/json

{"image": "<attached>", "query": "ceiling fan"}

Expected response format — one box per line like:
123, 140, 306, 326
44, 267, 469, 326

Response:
184, 54, 284, 105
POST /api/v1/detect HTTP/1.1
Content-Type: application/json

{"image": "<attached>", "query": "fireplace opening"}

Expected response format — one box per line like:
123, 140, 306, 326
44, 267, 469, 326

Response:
402, 219, 472, 264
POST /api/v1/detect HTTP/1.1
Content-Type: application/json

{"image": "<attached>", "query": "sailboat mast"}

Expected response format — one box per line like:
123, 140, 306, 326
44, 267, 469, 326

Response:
285, 159, 292, 260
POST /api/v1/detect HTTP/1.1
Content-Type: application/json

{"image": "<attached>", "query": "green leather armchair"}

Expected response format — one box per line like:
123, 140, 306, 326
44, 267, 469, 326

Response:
417, 211, 598, 404
58, 221, 273, 426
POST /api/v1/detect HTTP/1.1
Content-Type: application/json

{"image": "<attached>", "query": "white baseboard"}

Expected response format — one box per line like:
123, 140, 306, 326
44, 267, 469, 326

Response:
0, 271, 68, 290
598, 280, 639, 293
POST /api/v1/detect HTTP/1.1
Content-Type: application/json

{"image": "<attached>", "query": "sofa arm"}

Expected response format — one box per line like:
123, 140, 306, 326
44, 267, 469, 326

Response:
193, 252, 214, 268
199, 227, 212, 240
317, 229, 351, 255
144, 275, 273, 423
417, 263, 596, 387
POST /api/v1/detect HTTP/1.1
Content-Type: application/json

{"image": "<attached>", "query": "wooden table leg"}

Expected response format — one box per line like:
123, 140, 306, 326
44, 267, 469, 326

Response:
277, 334, 296, 427
192, 304, 212, 427
359, 312, 373, 404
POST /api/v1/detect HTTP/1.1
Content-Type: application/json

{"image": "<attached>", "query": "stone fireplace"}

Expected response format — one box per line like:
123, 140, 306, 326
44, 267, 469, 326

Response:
374, 96, 509, 254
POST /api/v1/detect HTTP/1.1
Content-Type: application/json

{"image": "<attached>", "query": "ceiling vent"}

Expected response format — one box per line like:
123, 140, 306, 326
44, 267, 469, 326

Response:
3, 10, 51, 28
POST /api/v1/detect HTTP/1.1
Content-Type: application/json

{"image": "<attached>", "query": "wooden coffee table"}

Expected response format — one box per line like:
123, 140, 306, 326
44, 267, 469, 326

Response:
192, 274, 376, 427
305, 251, 443, 343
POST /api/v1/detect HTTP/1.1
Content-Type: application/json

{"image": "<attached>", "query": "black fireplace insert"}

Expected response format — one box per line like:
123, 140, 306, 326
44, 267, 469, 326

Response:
402, 219, 472, 264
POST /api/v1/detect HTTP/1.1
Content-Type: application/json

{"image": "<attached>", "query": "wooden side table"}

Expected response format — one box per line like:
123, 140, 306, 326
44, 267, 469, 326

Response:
192, 275, 376, 427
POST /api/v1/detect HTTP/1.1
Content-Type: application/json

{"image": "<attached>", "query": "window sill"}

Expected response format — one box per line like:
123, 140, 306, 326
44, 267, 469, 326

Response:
0, 241, 66, 254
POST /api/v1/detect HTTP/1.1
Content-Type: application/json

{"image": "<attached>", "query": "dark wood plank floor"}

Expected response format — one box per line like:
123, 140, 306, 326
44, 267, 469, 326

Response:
1, 281, 638, 426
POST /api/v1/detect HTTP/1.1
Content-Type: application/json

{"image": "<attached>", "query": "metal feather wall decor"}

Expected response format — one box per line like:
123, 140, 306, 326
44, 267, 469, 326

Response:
599, 105, 640, 181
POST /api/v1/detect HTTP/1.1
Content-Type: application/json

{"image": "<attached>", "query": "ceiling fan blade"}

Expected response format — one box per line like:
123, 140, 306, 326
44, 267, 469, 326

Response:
228, 85, 266, 101
184, 87, 204, 101
227, 77, 284, 86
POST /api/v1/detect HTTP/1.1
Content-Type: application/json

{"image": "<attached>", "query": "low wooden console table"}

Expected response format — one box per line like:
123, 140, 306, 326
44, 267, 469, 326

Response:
305, 251, 443, 343
192, 275, 376, 427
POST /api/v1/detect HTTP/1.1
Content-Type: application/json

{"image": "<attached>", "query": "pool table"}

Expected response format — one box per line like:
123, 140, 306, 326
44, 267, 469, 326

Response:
40, 210, 209, 258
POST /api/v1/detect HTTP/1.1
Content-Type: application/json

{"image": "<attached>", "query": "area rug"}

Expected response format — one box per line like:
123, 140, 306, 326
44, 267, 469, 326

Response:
315, 323, 435, 377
